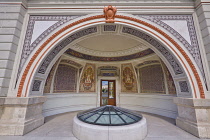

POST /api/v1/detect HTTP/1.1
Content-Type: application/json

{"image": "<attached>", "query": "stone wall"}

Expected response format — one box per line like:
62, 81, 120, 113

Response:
120, 94, 177, 119
0, 96, 46, 135
43, 93, 97, 117
196, 0, 210, 88
0, 1, 26, 96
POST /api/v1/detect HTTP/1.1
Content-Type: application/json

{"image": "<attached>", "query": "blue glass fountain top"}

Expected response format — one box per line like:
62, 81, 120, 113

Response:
77, 105, 142, 126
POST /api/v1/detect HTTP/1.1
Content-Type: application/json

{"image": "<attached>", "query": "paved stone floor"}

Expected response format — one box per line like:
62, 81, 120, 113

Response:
0, 111, 208, 140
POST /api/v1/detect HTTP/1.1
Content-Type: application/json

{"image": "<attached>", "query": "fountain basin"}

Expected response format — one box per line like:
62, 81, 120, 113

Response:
73, 105, 147, 140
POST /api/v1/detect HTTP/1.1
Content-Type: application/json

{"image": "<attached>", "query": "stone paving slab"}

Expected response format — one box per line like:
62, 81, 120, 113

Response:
0, 111, 208, 140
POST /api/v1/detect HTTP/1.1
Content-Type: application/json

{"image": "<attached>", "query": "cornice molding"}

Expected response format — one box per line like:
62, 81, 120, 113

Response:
23, 0, 195, 10
0, 0, 28, 9
0, 0, 196, 14
27, 0, 194, 6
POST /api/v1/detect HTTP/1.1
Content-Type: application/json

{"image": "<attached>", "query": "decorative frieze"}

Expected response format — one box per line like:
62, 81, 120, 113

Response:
122, 26, 183, 75
60, 59, 82, 68
98, 66, 119, 76
104, 25, 116, 31
65, 48, 154, 61
136, 60, 160, 67
17, 15, 80, 81
140, 15, 205, 83
38, 27, 97, 74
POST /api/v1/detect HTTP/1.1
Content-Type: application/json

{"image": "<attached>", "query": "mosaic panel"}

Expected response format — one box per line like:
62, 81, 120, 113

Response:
179, 81, 189, 92
54, 64, 78, 92
121, 63, 138, 93
104, 25, 116, 31
79, 63, 96, 92
139, 15, 206, 84
38, 27, 97, 74
139, 65, 165, 93
32, 80, 42, 91
65, 48, 154, 61
17, 15, 80, 81
122, 26, 183, 75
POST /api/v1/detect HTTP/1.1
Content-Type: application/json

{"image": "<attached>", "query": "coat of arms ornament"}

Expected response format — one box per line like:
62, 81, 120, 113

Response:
104, 5, 117, 23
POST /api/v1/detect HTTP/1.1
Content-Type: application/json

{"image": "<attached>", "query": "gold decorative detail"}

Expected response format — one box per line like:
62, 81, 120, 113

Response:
121, 63, 137, 92
79, 63, 96, 92
104, 5, 117, 23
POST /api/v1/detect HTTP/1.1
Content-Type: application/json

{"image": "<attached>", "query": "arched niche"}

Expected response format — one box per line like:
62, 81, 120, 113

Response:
14, 14, 205, 100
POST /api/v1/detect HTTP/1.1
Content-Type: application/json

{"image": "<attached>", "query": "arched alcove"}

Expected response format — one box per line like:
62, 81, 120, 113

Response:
13, 14, 206, 119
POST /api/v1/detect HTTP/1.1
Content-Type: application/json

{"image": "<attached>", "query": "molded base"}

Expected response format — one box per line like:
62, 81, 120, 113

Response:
73, 116, 147, 140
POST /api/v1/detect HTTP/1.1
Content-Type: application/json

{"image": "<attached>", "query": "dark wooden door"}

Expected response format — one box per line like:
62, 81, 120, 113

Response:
101, 80, 116, 106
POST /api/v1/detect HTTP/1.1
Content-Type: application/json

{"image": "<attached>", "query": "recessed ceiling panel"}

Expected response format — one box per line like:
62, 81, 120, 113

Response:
78, 34, 147, 52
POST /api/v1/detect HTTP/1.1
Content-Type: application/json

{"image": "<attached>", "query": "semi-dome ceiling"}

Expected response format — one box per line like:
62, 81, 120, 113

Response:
77, 34, 148, 52
64, 26, 154, 61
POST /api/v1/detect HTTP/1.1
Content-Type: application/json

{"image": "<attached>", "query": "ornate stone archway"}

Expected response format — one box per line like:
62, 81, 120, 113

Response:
16, 13, 205, 99
2, 6, 210, 137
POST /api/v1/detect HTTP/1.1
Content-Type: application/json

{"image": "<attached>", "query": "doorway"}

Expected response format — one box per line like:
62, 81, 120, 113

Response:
101, 80, 116, 106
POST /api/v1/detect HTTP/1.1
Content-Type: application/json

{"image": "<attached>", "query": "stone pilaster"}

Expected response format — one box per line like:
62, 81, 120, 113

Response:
0, 0, 27, 96
174, 97, 210, 138
195, 0, 210, 83
0, 96, 46, 135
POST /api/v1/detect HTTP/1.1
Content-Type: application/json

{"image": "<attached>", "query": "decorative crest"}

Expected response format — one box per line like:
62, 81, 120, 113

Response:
104, 5, 117, 23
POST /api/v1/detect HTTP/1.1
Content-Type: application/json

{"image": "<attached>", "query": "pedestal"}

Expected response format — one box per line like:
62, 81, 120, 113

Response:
174, 97, 210, 138
0, 96, 46, 135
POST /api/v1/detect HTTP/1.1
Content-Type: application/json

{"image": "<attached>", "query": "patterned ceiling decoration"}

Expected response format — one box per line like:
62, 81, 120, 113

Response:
38, 27, 97, 74
60, 59, 82, 68
139, 15, 206, 84
65, 48, 154, 61
122, 26, 183, 75
136, 60, 160, 67
104, 25, 116, 31
17, 15, 80, 82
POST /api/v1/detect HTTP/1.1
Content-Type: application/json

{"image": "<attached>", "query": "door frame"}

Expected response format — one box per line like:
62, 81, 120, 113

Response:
100, 80, 116, 106
97, 76, 120, 107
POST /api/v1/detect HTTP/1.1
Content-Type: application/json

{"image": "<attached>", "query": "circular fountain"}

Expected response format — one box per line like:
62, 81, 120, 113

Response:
73, 105, 147, 140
